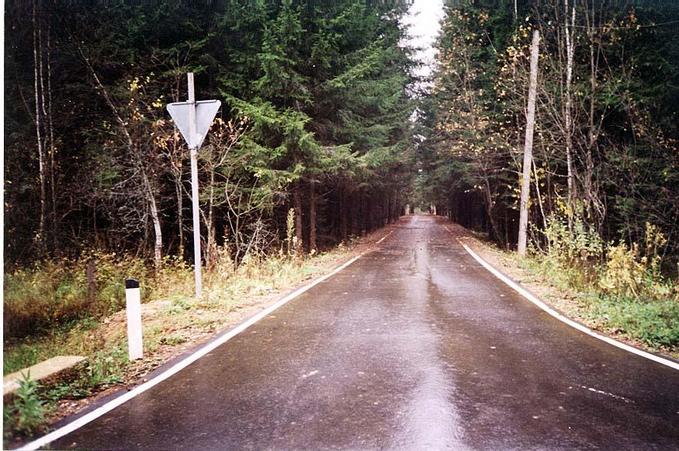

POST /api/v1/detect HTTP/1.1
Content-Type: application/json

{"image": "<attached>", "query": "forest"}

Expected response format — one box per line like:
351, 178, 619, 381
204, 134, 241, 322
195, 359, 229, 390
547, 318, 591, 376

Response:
419, 0, 679, 263
414, 0, 679, 352
5, 0, 415, 270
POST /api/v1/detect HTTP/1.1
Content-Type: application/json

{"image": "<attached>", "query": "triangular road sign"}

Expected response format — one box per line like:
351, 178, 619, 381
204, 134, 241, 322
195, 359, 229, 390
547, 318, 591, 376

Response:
167, 100, 221, 149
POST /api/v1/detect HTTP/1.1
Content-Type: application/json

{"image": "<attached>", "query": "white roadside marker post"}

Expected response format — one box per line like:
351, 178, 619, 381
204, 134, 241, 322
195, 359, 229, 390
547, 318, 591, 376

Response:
125, 278, 143, 360
166, 73, 221, 298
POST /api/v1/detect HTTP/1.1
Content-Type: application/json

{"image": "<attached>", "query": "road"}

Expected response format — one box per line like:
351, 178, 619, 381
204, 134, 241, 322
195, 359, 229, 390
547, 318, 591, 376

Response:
48, 216, 679, 450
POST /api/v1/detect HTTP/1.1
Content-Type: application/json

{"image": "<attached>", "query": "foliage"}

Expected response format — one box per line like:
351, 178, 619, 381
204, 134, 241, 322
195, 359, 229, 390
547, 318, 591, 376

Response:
4, 373, 46, 438
588, 295, 679, 348
599, 223, 677, 301
524, 216, 679, 349
4, 0, 415, 267
541, 215, 604, 278
419, 0, 679, 265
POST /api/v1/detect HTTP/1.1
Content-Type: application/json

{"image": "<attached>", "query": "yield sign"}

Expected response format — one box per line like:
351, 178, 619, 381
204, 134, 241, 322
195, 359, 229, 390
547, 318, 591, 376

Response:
167, 100, 221, 149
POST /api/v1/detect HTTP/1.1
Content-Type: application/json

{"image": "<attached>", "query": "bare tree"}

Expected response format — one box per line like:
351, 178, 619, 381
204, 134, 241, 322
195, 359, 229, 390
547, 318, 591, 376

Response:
564, 0, 576, 220
32, 0, 46, 253
76, 44, 164, 267
198, 118, 247, 268
518, 30, 541, 256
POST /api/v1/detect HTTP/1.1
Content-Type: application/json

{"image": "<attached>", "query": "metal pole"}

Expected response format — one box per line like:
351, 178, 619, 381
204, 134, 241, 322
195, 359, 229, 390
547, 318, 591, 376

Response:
187, 73, 202, 297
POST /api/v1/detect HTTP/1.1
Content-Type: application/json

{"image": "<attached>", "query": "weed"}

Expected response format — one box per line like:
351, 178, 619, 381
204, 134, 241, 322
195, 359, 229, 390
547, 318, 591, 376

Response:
84, 346, 127, 389
4, 251, 194, 339
588, 295, 679, 348
160, 334, 187, 346
5, 373, 46, 437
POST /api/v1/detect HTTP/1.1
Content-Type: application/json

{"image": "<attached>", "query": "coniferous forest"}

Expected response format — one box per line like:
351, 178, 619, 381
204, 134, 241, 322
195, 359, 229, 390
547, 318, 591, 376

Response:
5, 0, 679, 334
5, 0, 415, 268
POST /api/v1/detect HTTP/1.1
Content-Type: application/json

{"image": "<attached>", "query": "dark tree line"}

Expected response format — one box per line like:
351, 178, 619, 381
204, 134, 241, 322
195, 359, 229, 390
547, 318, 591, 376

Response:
417, 0, 679, 263
4, 0, 417, 268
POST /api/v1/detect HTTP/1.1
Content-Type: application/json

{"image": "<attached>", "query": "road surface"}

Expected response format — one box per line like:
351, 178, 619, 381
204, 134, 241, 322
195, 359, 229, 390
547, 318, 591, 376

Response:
48, 216, 679, 450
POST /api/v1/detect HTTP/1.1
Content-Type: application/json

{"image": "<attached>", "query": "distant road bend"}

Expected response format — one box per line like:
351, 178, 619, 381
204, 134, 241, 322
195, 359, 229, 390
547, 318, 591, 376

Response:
44, 216, 679, 450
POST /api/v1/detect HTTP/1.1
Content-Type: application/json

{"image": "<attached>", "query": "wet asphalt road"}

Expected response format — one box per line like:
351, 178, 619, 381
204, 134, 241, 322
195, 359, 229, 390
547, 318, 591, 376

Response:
50, 216, 679, 450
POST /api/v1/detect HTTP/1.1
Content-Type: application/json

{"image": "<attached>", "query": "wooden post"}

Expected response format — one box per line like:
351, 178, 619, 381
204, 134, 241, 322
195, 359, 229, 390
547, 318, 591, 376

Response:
518, 30, 540, 256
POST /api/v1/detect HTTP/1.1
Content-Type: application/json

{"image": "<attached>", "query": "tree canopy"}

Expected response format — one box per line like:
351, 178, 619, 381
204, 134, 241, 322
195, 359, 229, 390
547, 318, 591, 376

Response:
4, 0, 416, 266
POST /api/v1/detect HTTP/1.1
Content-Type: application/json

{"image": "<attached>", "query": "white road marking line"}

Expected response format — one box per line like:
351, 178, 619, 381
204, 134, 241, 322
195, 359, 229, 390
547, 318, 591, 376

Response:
459, 242, 679, 372
18, 253, 365, 451
301, 370, 319, 379
376, 230, 393, 244
579, 385, 633, 404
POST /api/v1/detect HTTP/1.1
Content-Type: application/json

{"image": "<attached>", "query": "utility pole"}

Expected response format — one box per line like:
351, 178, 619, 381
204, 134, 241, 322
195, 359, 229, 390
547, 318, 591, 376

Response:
518, 30, 540, 257
166, 73, 221, 297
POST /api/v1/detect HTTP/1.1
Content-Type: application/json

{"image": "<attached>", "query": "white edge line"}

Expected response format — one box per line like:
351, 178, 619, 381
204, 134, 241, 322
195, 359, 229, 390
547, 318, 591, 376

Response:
459, 242, 679, 371
19, 253, 364, 451
376, 230, 393, 244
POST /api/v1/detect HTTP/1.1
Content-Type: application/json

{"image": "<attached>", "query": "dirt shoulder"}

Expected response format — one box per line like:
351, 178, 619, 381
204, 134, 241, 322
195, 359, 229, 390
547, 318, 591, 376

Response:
448, 222, 679, 362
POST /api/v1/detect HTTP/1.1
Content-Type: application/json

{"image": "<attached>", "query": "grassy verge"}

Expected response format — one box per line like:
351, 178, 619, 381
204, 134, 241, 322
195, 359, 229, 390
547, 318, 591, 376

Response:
457, 220, 679, 360
3, 236, 371, 447
516, 255, 679, 351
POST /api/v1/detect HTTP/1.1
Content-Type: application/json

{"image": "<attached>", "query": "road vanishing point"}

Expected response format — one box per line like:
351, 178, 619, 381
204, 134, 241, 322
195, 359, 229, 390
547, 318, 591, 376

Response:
43, 216, 679, 450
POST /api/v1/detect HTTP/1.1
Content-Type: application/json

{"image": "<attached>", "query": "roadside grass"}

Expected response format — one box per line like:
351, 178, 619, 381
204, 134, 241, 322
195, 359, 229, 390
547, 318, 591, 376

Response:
492, 218, 679, 356
3, 242, 356, 445
517, 254, 679, 351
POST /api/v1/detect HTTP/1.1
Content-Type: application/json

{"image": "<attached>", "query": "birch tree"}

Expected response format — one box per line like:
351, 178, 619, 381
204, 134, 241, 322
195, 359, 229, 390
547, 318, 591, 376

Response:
518, 30, 540, 256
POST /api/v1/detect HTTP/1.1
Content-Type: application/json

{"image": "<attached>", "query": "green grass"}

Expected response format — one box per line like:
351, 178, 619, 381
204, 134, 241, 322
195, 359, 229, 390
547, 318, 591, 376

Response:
586, 295, 679, 348
513, 236, 679, 352
3, 344, 129, 445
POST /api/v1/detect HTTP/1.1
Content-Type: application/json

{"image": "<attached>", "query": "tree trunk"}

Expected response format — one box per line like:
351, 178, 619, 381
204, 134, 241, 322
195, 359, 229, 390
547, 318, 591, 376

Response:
293, 184, 303, 253
564, 0, 576, 221
206, 170, 216, 269
518, 30, 540, 256
176, 178, 184, 258
142, 168, 163, 268
46, 23, 57, 251
309, 181, 317, 252
483, 178, 501, 242
32, 0, 46, 253
340, 186, 348, 240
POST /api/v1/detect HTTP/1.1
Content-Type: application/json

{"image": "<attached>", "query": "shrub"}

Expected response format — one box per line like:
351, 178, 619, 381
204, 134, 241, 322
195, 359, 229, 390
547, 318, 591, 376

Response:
598, 242, 647, 298
542, 215, 604, 266
598, 223, 677, 301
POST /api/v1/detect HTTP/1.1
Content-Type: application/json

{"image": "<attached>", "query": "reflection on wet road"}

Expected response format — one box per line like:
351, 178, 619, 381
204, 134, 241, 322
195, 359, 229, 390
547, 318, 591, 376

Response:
50, 216, 679, 450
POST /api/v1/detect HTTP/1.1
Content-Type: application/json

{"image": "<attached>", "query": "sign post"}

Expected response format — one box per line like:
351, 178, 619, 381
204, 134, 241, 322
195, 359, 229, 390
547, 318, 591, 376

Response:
166, 73, 221, 298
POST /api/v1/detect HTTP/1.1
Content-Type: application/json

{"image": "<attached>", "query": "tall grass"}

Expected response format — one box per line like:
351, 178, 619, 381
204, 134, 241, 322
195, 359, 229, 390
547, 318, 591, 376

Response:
4, 252, 194, 341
